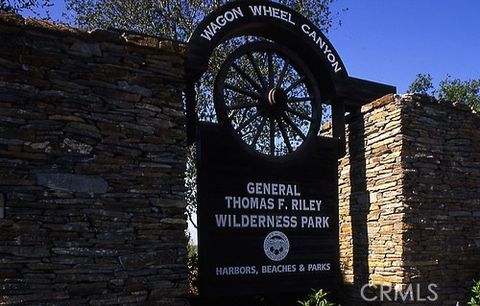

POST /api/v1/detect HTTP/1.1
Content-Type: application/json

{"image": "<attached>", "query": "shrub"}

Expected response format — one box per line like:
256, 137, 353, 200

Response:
298, 289, 338, 306
468, 280, 480, 306
187, 240, 199, 295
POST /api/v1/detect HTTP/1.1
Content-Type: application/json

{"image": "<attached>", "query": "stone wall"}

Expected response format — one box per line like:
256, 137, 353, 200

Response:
0, 13, 188, 305
339, 94, 480, 305
401, 95, 480, 305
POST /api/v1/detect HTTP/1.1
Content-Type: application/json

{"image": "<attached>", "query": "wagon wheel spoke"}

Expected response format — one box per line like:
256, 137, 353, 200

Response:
247, 52, 268, 89
286, 106, 313, 122
277, 60, 289, 88
282, 113, 306, 141
277, 116, 293, 153
284, 75, 306, 93
232, 63, 263, 93
225, 83, 261, 100
251, 115, 267, 147
235, 112, 261, 132
269, 116, 275, 156
288, 96, 312, 103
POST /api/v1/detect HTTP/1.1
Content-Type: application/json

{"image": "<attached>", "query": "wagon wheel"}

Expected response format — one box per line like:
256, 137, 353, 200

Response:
214, 41, 322, 157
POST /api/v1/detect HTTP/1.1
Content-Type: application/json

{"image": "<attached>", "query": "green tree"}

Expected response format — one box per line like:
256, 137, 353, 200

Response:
65, 0, 342, 40
65, 0, 345, 231
438, 78, 480, 112
0, 0, 52, 16
408, 73, 480, 112
186, 231, 199, 295
408, 73, 435, 96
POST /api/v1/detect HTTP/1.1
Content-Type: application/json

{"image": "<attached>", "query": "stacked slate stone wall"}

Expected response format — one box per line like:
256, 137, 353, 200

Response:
401, 95, 480, 305
338, 95, 405, 305
339, 94, 480, 305
0, 13, 188, 305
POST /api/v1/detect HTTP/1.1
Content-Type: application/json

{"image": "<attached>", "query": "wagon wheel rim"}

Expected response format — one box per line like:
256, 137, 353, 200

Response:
214, 41, 322, 158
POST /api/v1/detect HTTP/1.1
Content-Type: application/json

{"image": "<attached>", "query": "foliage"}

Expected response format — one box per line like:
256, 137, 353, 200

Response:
187, 237, 199, 295
0, 0, 52, 16
298, 289, 338, 306
408, 73, 480, 112
185, 145, 197, 228
468, 280, 480, 306
65, 0, 344, 233
438, 78, 480, 112
65, 0, 203, 40
408, 73, 434, 96
64, 0, 342, 40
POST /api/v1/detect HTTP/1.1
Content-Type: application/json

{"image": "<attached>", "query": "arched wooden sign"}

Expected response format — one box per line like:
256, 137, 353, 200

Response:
186, 0, 347, 83
186, 0, 395, 303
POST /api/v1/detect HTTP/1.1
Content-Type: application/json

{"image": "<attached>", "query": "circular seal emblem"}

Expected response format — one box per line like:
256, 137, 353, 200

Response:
263, 231, 290, 261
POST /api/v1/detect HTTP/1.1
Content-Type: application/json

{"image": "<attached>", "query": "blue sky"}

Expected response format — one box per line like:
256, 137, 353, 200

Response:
329, 0, 480, 93
25, 0, 479, 93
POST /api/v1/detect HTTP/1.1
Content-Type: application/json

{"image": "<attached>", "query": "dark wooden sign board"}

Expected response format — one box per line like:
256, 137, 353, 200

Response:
197, 123, 340, 300
186, 0, 396, 304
